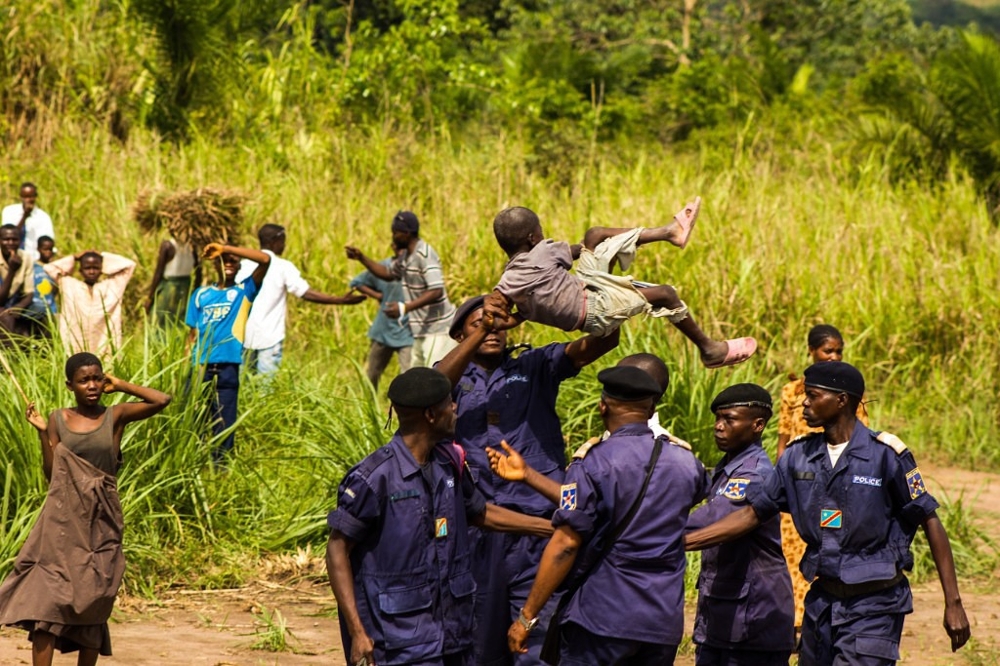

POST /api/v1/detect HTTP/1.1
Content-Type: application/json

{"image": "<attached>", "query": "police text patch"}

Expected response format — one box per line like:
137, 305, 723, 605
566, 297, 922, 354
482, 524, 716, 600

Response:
820, 509, 843, 529
852, 475, 882, 487
906, 468, 926, 499
721, 478, 749, 501
560, 483, 577, 511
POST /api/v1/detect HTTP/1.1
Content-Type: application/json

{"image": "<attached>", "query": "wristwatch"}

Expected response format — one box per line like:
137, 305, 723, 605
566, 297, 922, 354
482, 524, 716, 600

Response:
517, 608, 538, 632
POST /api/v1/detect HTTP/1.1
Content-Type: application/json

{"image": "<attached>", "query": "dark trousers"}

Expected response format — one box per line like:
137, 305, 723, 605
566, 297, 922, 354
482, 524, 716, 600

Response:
800, 582, 909, 666
560, 622, 678, 666
203, 363, 240, 463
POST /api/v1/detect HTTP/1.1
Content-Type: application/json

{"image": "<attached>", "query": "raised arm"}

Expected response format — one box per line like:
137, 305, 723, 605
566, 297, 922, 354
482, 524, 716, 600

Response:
435, 317, 487, 387
204, 243, 271, 289
44, 254, 77, 281
473, 504, 553, 538
145, 240, 174, 313
26, 406, 58, 482
325, 532, 375, 666
345, 247, 395, 280
301, 288, 365, 305
922, 511, 971, 651
564, 328, 621, 370
104, 372, 172, 428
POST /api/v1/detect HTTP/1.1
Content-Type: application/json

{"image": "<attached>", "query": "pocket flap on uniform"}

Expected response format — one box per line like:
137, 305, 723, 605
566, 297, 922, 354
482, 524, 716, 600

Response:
448, 572, 477, 598
378, 583, 434, 615
701, 576, 751, 600
855, 635, 900, 660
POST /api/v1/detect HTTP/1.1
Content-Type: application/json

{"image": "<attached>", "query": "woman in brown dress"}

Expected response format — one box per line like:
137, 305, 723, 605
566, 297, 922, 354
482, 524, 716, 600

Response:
0, 352, 171, 665
776, 324, 868, 642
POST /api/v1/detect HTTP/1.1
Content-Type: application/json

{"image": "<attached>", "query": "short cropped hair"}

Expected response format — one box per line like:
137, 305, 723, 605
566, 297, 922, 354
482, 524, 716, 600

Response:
617, 353, 669, 399
493, 207, 539, 255
0, 224, 18, 234
37, 235, 54, 246
808, 324, 843, 349
79, 251, 102, 263
258, 223, 286, 244
20, 182, 36, 193
65, 352, 102, 381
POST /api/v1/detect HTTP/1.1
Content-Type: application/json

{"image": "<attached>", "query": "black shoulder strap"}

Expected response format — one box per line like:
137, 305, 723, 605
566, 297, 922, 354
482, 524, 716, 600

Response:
608, 434, 664, 543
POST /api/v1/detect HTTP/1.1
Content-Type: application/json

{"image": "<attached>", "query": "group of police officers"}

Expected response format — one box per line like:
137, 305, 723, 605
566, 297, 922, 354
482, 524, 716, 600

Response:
324, 295, 972, 666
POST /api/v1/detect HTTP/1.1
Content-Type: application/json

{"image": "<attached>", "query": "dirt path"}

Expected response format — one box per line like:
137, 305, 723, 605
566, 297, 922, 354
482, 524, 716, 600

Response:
0, 463, 995, 666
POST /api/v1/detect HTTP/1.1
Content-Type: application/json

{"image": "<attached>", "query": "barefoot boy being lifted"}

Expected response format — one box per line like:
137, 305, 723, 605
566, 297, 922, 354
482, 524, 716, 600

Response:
484, 199, 756, 368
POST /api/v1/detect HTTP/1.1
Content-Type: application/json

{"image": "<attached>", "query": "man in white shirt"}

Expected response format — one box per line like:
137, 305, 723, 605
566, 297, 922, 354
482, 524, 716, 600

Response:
237, 224, 363, 375
1, 183, 55, 262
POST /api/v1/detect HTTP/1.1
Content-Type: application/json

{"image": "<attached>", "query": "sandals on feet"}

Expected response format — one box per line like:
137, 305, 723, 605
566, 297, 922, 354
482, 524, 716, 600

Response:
673, 195, 701, 250
703, 336, 757, 369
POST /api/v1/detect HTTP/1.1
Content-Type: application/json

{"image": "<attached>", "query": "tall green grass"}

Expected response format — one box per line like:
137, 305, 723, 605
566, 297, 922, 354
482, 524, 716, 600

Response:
0, 119, 997, 589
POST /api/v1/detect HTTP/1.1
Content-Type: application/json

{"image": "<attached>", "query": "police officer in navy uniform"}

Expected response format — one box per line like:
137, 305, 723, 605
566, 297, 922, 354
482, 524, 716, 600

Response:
686, 362, 971, 665
508, 366, 709, 665
686, 383, 794, 665
325, 368, 554, 666
436, 296, 619, 665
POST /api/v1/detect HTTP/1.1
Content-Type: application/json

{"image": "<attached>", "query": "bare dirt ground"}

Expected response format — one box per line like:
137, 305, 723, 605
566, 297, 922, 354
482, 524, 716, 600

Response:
0, 463, 995, 666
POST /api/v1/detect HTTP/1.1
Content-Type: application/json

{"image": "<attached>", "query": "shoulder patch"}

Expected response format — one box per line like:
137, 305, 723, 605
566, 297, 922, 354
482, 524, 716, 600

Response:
572, 437, 602, 460
721, 478, 749, 501
559, 483, 578, 510
876, 431, 908, 455
906, 467, 926, 499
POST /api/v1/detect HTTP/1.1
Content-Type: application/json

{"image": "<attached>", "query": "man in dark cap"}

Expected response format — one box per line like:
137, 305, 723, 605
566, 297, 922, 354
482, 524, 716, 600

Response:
686, 362, 971, 665
326, 368, 554, 666
685, 383, 794, 665
508, 366, 709, 664
346, 211, 458, 367
435, 295, 619, 666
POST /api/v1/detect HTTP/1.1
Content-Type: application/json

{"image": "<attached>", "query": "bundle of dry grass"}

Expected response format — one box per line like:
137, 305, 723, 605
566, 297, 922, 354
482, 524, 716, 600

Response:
133, 188, 246, 249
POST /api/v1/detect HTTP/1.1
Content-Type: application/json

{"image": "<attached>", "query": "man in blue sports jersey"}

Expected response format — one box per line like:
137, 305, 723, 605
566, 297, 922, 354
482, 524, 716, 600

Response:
186, 242, 270, 462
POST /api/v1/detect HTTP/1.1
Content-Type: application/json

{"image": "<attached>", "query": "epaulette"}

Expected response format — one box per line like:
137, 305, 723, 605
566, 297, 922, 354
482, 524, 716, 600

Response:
876, 431, 908, 455
572, 437, 603, 460
667, 434, 692, 451
356, 445, 395, 476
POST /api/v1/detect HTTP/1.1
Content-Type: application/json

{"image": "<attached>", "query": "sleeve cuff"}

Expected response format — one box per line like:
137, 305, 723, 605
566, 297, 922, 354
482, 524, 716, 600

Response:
327, 509, 369, 542
746, 483, 779, 522
552, 508, 594, 538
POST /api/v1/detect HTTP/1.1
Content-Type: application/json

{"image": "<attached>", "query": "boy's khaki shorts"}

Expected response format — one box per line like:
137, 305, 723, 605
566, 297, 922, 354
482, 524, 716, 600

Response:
576, 228, 673, 337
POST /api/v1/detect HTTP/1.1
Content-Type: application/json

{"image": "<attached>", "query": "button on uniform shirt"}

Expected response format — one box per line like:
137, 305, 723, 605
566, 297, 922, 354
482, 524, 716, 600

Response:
495, 240, 587, 333
236, 251, 308, 350
553, 422, 710, 645
1, 204, 54, 262
185, 277, 259, 364
747, 420, 939, 587
327, 437, 485, 666
390, 240, 455, 338
686, 441, 794, 653
452, 343, 579, 515
350, 260, 414, 349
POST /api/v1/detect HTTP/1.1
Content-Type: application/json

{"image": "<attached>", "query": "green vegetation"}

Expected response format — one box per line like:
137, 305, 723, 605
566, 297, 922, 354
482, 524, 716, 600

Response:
1, 0, 998, 592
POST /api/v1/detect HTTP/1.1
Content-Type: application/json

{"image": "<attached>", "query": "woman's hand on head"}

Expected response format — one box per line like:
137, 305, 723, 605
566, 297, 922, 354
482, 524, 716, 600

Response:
102, 373, 121, 394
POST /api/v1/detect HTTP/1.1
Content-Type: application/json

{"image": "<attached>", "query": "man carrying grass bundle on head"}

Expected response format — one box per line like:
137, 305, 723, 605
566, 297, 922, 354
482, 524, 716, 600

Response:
186, 241, 270, 463
483, 200, 757, 368
44, 249, 136, 357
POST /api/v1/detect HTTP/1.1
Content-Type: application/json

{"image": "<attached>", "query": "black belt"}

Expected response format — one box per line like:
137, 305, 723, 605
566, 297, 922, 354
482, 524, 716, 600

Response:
816, 571, 905, 599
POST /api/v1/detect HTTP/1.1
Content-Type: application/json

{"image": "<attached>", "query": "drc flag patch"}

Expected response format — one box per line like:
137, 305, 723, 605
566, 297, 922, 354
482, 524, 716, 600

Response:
435, 517, 448, 538
721, 478, 749, 501
820, 509, 843, 529
560, 483, 578, 511
906, 468, 926, 499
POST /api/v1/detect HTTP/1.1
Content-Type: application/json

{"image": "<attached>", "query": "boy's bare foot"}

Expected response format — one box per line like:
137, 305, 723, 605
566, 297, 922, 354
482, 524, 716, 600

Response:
669, 196, 701, 249
702, 337, 757, 369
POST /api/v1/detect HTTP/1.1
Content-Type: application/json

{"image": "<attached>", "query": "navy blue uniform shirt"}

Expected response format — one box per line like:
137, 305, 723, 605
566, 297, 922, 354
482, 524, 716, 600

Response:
327, 435, 486, 666
452, 343, 579, 515
553, 422, 710, 645
687, 441, 794, 652
748, 420, 939, 584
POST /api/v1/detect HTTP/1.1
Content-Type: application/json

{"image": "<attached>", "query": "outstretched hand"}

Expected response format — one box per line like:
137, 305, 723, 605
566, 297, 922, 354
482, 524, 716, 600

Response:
339, 291, 366, 305
345, 246, 363, 261
945, 602, 971, 651
25, 402, 46, 432
203, 243, 225, 260
486, 440, 528, 482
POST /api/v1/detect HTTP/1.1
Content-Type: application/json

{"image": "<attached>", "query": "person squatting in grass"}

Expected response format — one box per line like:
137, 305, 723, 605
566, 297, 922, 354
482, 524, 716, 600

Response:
776, 323, 869, 641
185, 242, 270, 463
345, 211, 458, 368
483, 199, 757, 369
435, 295, 619, 666
325, 368, 555, 666
685, 361, 971, 665
43, 249, 136, 358
684, 383, 794, 666
0, 224, 35, 337
237, 223, 364, 376
23, 236, 59, 338
0, 352, 171, 666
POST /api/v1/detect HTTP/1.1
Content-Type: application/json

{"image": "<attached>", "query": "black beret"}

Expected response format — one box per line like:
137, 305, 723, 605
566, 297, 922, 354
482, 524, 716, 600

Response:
391, 210, 420, 234
711, 383, 773, 415
449, 294, 487, 339
387, 368, 452, 408
598, 366, 661, 402
803, 361, 865, 398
